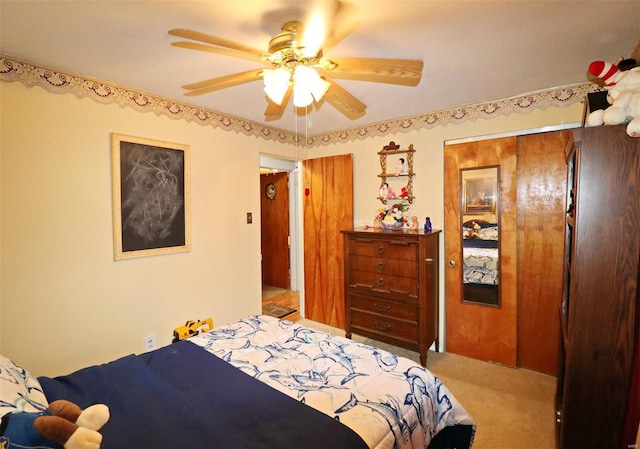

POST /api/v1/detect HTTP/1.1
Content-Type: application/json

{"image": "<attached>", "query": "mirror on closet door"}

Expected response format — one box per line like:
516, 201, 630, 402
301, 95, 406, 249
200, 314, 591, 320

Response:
460, 166, 500, 307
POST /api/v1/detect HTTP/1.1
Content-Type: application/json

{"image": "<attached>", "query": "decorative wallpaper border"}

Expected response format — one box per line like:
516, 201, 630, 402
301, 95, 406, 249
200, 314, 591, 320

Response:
1, 56, 599, 148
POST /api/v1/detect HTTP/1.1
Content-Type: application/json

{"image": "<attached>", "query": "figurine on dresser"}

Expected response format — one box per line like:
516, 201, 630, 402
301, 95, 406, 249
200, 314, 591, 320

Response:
424, 217, 432, 233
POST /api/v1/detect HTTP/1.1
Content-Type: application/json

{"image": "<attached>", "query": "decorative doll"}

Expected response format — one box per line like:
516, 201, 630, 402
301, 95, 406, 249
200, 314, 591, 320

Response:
379, 183, 389, 200
395, 158, 409, 175
410, 216, 419, 231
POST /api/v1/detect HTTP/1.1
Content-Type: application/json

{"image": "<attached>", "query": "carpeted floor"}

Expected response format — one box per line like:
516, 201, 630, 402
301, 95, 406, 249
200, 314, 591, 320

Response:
298, 318, 556, 449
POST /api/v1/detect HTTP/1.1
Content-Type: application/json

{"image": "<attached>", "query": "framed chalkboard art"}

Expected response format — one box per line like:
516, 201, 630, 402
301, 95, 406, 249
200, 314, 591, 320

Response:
111, 133, 191, 260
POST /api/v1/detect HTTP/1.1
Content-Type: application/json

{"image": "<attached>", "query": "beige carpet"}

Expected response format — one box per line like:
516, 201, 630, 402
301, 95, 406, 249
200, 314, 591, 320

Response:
298, 318, 556, 449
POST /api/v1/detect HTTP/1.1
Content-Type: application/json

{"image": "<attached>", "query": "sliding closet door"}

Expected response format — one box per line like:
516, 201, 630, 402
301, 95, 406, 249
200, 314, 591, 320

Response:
444, 137, 518, 367
445, 130, 570, 372
516, 131, 571, 375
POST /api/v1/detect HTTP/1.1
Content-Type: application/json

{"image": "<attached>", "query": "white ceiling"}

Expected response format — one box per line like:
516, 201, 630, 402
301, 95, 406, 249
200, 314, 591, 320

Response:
1, 0, 638, 135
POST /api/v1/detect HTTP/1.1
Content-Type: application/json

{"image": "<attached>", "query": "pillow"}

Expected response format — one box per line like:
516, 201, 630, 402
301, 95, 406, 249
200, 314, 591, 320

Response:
0, 354, 48, 417
476, 225, 498, 240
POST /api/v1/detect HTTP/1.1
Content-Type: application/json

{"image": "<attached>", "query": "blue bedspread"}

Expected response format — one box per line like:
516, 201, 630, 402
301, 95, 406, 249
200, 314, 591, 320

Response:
38, 340, 368, 449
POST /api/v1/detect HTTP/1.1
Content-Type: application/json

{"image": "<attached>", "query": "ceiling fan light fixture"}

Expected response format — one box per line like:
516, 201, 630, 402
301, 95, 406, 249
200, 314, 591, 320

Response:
294, 65, 330, 103
293, 81, 314, 108
263, 67, 291, 105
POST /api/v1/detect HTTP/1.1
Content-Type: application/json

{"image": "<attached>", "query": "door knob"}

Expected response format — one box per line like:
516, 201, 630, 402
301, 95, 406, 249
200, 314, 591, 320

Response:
449, 260, 456, 267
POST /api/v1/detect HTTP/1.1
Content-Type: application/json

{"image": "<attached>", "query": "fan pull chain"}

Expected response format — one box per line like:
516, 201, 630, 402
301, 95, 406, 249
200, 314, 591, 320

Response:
294, 104, 299, 161
305, 107, 309, 160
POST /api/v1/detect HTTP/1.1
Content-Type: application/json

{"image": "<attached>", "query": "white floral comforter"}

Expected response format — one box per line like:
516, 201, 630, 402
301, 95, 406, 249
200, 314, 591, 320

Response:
189, 315, 475, 449
463, 246, 499, 285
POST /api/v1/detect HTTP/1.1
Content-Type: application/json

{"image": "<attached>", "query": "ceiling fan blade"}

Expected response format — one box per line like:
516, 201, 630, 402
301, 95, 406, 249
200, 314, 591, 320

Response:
171, 41, 267, 65
264, 87, 292, 121
322, 56, 423, 86
182, 69, 263, 96
169, 28, 264, 58
322, 0, 360, 52
321, 77, 366, 120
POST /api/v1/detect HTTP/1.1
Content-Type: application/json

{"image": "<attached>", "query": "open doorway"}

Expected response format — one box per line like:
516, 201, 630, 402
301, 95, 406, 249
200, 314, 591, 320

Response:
259, 155, 302, 320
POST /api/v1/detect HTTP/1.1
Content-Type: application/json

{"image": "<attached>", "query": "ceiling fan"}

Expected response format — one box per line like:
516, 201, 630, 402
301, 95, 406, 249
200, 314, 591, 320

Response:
168, 2, 423, 121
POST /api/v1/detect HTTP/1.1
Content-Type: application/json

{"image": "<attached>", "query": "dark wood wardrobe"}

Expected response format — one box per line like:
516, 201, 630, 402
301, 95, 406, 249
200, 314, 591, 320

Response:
556, 124, 639, 448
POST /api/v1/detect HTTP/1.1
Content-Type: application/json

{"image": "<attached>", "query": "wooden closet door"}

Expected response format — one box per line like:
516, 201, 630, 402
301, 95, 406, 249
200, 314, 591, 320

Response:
303, 154, 354, 329
516, 131, 572, 375
444, 137, 518, 366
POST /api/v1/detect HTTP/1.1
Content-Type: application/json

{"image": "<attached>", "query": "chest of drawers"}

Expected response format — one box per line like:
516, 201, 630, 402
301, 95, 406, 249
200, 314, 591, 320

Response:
342, 228, 441, 366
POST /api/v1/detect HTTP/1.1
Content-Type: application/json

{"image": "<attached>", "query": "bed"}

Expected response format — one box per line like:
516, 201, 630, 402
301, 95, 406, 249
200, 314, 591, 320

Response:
0, 315, 475, 449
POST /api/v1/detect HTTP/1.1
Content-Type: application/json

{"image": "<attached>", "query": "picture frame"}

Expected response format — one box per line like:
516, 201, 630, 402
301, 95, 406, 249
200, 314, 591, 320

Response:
462, 167, 498, 216
111, 133, 191, 260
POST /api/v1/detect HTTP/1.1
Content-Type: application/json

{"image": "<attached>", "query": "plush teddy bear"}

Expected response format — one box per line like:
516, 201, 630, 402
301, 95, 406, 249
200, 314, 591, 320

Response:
0, 400, 109, 449
586, 59, 640, 137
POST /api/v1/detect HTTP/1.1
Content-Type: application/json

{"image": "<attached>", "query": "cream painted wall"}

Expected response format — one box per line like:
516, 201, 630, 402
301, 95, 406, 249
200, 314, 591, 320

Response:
0, 82, 294, 376
1, 79, 584, 377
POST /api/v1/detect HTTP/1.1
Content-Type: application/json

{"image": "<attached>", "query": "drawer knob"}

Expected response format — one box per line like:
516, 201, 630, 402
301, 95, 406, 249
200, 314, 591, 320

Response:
374, 320, 392, 331
377, 246, 385, 254
377, 278, 385, 286
377, 261, 385, 270
373, 302, 391, 312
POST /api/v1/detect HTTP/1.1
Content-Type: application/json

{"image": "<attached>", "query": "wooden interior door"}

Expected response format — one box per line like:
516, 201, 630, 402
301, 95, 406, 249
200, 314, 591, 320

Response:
260, 172, 290, 289
303, 154, 353, 329
444, 137, 518, 366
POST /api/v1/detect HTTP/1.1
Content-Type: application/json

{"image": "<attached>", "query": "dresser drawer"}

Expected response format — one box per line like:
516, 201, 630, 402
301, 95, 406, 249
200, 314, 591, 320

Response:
350, 309, 418, 342
349, 269, 418, 297
350, 294, 418, 321
349, 254, 417, 277
348, 238, 417, 261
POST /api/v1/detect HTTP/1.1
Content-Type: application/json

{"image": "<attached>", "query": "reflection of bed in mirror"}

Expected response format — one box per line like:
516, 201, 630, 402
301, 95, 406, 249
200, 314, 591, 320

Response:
462, 220, 499, 306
